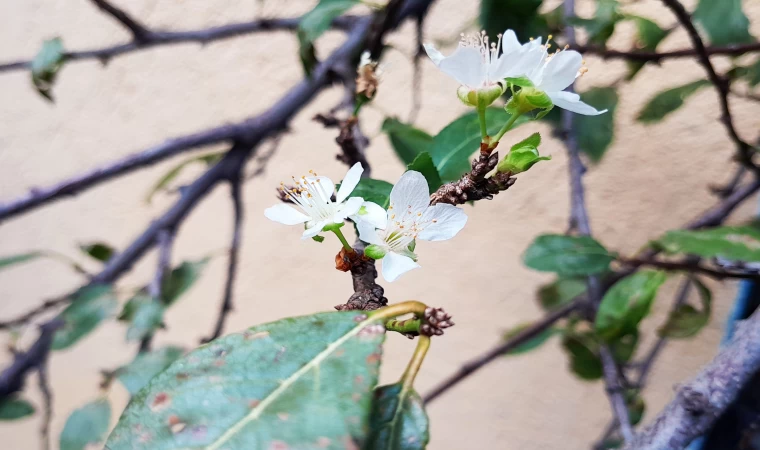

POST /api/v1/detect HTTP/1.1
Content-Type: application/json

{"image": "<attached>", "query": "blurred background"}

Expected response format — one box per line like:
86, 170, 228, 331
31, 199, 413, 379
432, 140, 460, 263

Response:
1, 0, 759, 448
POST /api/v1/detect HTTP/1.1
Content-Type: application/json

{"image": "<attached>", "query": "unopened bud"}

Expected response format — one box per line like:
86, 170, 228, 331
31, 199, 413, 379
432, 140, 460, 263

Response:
457, 83, 506, 108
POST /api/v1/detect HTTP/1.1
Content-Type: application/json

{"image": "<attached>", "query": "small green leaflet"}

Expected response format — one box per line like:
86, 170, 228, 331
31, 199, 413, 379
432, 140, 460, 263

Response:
105, 311, 387, 449
609, 330, 639, 363
53, 284, 118, 351
60, 399, 111, 450
0, 397, 35, 420
637, 80, 711, 124
79, 242, 114, 263
146, 152, 223, 203
479, 0, 549, 44
654, 226, 760, 262
31, 38, 66, 101
502, 324, 559, 356
162, 258, 210, 306
0, 252, 42, 272
431, 108, 529, 182
561, 331, 603, 380
658, 277, 712, 339
382, 118, 433, 166
366, 383, 429, 450
625, 389, 646, 426
693, 0, 753, 46
537, 277, 587, 311
569, 0, 621, 45
124, 295, 165, 342
595, 270, 668, 341
523, 234, 614, 276
576, 87, 618, 163
348, 178, 394, 208
297, 0, 359, 74
625, 16, 670, 80
116, 346, 185, 396
407, 152, 443, 193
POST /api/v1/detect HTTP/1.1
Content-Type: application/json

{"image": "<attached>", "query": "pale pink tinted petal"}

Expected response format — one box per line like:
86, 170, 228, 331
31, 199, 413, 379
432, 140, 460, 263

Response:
264, 204, 310, 225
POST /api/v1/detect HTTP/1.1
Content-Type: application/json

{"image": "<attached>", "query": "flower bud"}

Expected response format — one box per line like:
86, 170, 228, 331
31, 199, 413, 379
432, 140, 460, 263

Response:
496, 132, 551, 174
364, 244, 387, 260
457, 83, 506, 108
506, 86, 553, 116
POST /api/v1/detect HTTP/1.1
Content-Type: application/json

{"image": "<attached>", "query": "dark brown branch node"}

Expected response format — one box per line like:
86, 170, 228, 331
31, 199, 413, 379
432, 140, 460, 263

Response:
430, 152, 515, 205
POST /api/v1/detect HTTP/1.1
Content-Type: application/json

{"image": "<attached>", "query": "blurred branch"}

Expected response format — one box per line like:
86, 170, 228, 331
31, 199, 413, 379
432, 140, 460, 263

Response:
619, 257, 760, 280
408, 13, 425, 124
0, 296, 68, 330
0, 15, 358, 73
202, 173, 244, 343
659, 0, 758, 174
139, 228, 175, 352
624, 306, 760, 449
423, 299, 583, 404
90, 0, 152, 41
0, 320, 61, 399
36, 361, 52, 450
575, 42, 760, 63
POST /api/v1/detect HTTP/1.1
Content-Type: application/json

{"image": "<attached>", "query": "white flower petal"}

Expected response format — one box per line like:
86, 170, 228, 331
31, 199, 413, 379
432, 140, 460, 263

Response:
418, 204, 468, 241
538, 50, 583, 92
548, 91, 608, 116
301, 220, 327, 239
501, 30, 521, 54
357, 221, 384, 246
423, 43, 445, 65
304, 176, 335, 202
435, 46, 486, 88
264, 204, 310, 225
336, 162, 364, 203
381, 252, 420, 282
389, 171, 431, 216
352, 201, 387, 229
333, 196, 364, 223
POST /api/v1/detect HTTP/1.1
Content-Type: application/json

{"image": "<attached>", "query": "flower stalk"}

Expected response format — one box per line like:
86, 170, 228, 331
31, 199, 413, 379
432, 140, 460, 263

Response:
401, 335, 431, 391
491, 111, 523, 146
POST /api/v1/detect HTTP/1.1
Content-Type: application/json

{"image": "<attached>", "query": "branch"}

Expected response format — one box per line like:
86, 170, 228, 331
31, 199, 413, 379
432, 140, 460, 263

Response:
36, 361, 52, 450
620, 257, 760, 280
423, 299, 582, 404
624, 307, 760, 449
0, 320, 61, 398
660, 0, 757, 173
202, 174, 244, 343
90, 0, 152, 41
139, 228, 175, 352
0, 296, 68, 330
574, 42, 760, 63
0, 15, 358, 73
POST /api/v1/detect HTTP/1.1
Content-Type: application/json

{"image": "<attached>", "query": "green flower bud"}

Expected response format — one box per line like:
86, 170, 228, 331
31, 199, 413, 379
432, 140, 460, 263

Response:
364, 244, 387, 260
497, 132, 551, 174
506, 87, 553, 116
457, 83, 506, 108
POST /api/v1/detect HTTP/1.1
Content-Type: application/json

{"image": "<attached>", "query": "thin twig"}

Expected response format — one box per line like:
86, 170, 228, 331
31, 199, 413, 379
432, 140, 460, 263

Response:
90, 0, 152, 41
574, 42, 760, 63
710, 167, 746, 198
203, 173, 244, 343
36, 361, 52, 450
139, 228, 175, 352
407, 13, 425, 124
423, 299, 582, 404
620, 257, 760, 280
660, 0, 757, 173
0, 296, 69, 330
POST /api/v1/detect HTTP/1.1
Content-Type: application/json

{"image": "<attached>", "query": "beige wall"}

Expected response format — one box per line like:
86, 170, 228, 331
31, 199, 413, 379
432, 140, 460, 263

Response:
1, 0, 760, 448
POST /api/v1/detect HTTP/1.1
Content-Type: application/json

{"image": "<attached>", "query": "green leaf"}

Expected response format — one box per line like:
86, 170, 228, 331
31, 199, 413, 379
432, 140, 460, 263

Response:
297, 0, 359, 74
537, 277, 587, 311
366, 383, 429, 450
626, 16, 670, 79
595, 270, 668, 341
480, 0, 548, 43
510, 132, 541, 152
625, 389, 646, 426
654, 226, 760, 262
431, 108, 529, 182
523, 234, 614, 276
746, 57, 760, 87
0, 397, 35, 420
502, 324, 558, 355
406, 152, 443, 193
31, 38, 66, 101
694, 0, 753, 46
146, 152, 223, 203
79, 242, 114, 263
0, 252, 42, 272
348, 178, 394, 208
116, 346, 185, 396
609, 330, 639, 363
162, 258, 209, 306
382, 118, 433, 166
575, 88, 618, 162
60, 399, 111, 450
569, 0, 621, 45
124, 295, 165, 342
53, 285, 118, 350
637, 80, 711, 124
105, 311, 387, 449
658, 277, 712, 339
561, 332, 603, 380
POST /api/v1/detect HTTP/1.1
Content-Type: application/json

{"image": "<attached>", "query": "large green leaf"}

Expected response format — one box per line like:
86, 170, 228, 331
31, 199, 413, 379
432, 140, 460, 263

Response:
349, 178, 394, 208
654, 226, 760, 262
366, 383, 429, 450
53, 285, 118, 350
502, 324, 559, 356
479, 0, 548, 43
561, 331, 603, 380
523, 234, 614, 276
146, 153, 223, 203
576, 88, 618, 162
79, 242, 114, 263
116, 346, 185, 396
0, 397, 35, 420
637, 80, 711, 124
595, 270, 668, 341
431, 108, 529, 182
105, 311, 388, 449
162, 258, 209, 306
406, 152, 443, 193
0, 252, 42, 271
60, 399, 111, 450
694, 0, 753, 46
626, 16, 670, 79
31, 38, 66, 101
658, 277, 712, 339
382, 118, 433, 166
537, 277, 587, 311
297, 0, 359, 74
